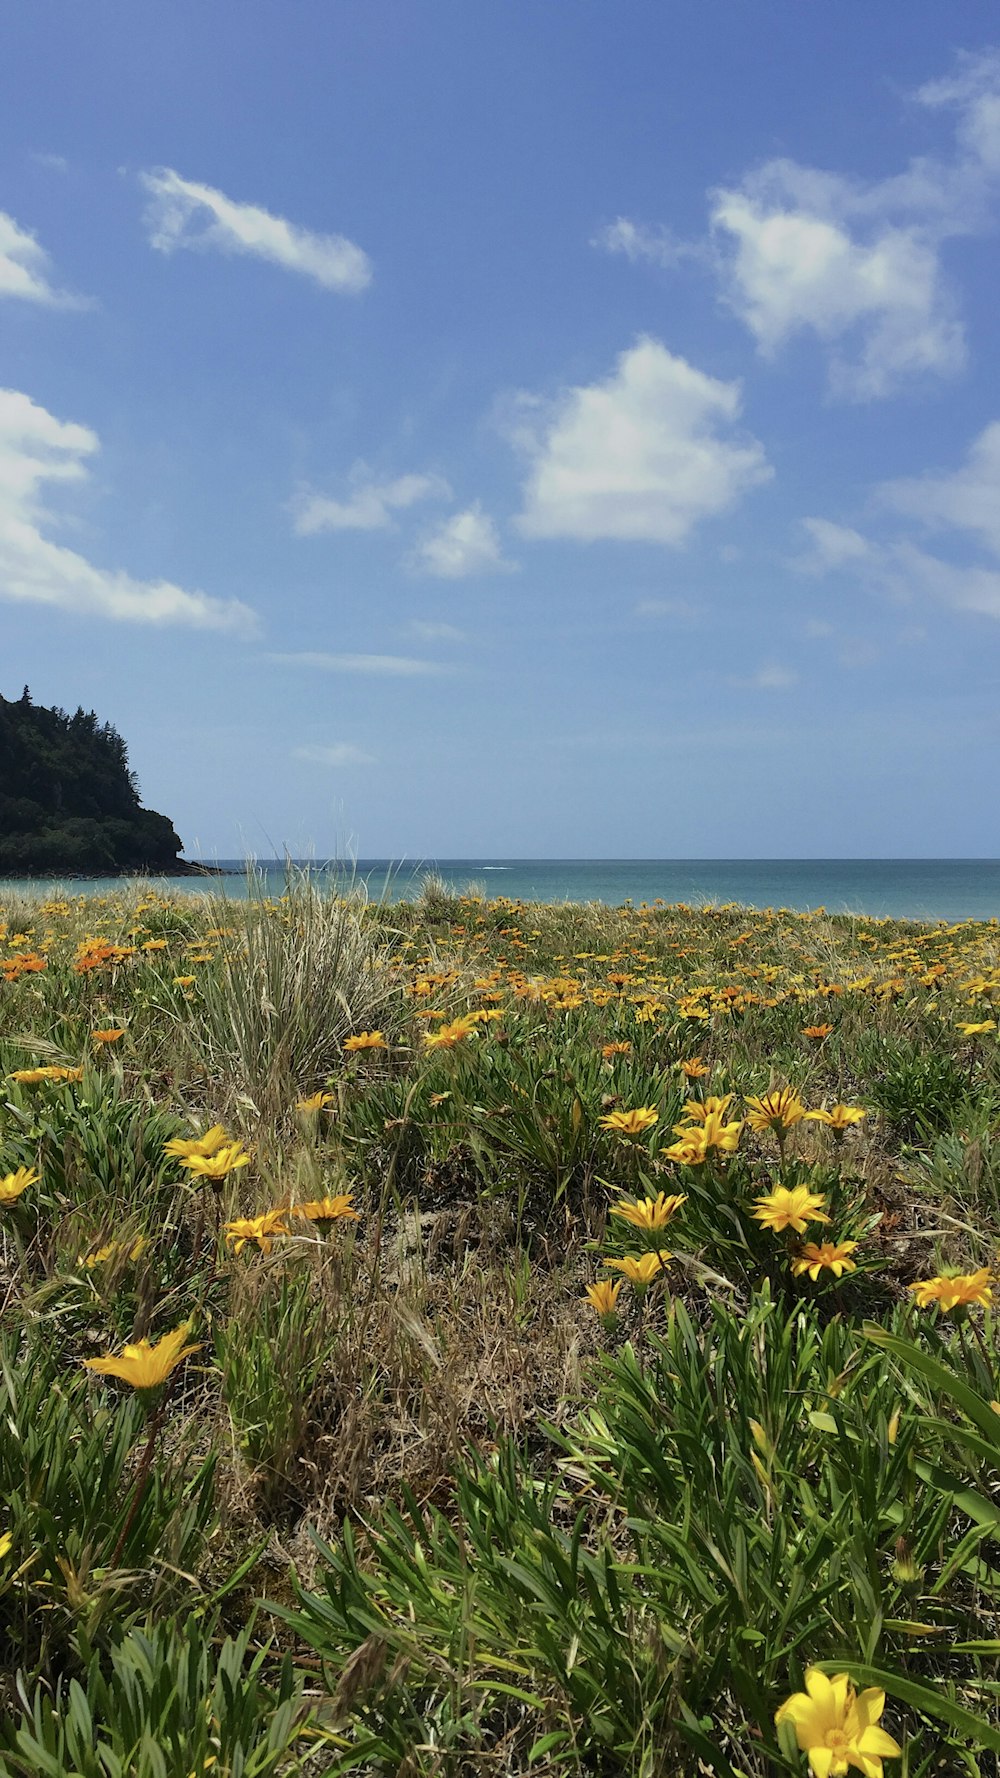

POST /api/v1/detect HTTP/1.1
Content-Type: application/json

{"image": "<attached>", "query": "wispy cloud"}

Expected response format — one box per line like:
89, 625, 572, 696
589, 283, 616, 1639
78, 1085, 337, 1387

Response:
510, 337, 770, 545
0, 211, 86, 307
0, 388, 257, 631
878, 421, 1000, 556
292, 468, 449, 535
602, 50, 1000, 400
139, 168, 372, 292
30, 152, 69, 174
292, 743, 376, 766
633, 596, 700, 623
408, 619, 466, 643
735, 663, 799, 690
267, 651, 449, 676
409, 504, 514, 577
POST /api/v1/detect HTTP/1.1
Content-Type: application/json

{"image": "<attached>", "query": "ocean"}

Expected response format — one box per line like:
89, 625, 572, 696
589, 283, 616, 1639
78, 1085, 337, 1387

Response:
2, 859, 1000, 923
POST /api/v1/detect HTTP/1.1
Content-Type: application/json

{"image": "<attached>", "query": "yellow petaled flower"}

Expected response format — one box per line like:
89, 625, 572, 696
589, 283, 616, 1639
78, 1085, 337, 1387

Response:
802, 1024, 833, 1040
164, 1124, 229, 1161
296, 1091, 334, 1112
0, 1167, 39, 1205
601, 1041, 633, 1058
0, 1531, 12, 1560
429, 1091, 452, 1106
423, 1016, 477, 1049
141, 939, 168, 951
172, 975, 197, 987
908, 1269, 993, 1312
752, 1186, 831, 1235
598, 1106, 659, 1135
790, 1240, 859, 1281
79, 1236, 147, 1268
679, 1093, 734, 1124
611, 1192, 687, 1231
83, 1323, 201, 1390
224, 1209, 288, 1254
91, 1028, 125, 1044
699, 1109, 743, 1153
663, 1132, 709, 1165
294, 1193, 361, 1226
745, 1088, 808, 1134
680, 1057, 711, 1078
184, 1142, 251, 1182
956, 1019, 996, 1035
583, 1278, 622, 1318
344, 1030, 389, 1052
603, 1250, 670, 1285
805, 1104, 867, 1130
8, 1065, 83, 1085
775, 1668, 901, 1777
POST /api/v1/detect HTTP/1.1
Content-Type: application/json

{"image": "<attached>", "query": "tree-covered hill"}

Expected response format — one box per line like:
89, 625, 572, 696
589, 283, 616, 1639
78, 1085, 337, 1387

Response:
0, 688, 193, 875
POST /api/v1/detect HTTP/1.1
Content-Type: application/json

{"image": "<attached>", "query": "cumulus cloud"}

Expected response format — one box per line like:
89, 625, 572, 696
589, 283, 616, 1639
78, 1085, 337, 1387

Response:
0, 211, 83, 306
139, 168, 372, 293
292, 469, 450, 535
292, 743, 376, 766
267, 651, 449, 676
604, 50, 1000, 399
0, 388, 256, 631
511, 337, 771, 545
409, 503, 513, 577
879, 422, 1000, 556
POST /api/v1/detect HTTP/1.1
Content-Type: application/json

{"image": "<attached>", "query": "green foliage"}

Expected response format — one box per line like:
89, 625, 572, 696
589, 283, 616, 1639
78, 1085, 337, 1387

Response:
0, 1619, 309, 1778
0, 690, 185, 876
857, 1034, 970, 1140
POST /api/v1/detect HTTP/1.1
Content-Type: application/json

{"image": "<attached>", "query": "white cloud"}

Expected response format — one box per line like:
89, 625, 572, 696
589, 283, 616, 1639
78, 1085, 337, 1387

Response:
917, 48, 1000, 174
592, 217, 697, 269
410, 503, 513, 577
292, 469, 449, 535
139, 167, 372, 293
879, 422, 1000, 557
710, 166, 964, 399
0, 211, 82, 306
745, 663, 798, 690
31, 152, 69, 174
794, 517, 873, 574
0, 388, 256, 632
292, 743, 376, 767
511, 337, 771, 545
267, 651, 449, 676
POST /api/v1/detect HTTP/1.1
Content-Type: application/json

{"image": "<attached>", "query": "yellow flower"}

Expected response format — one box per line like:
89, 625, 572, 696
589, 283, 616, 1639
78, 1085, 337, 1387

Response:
583, 1278, 622, 1318
956, 1019, 996, 1035
662, 1131, 710, 1165
598, 1106, 659, 1135
344, 1030, 389, 1052
83, 1323, 201, 1390
79, 1235, 147, 1268
775, 1668, 901, 1777
698, 1109, 743, 1153
294, 1193, 360, 1226
8, 1065, 83, 1085
745, 1088, 807, 1134
790, 1240, 859, 1281
603, 1251, 670, 1285
752, 1186, 831, 1235
224, 1209, 288, 1254
611, 1192, 687, 1232
296, 1091, 334, 1112
172, 975, 197, 987
802, 1024, 833, 1040
423, 1016, 477, 1049
184, 1142, 251, 1182
0, 1531, 12, 1561
679, 1093, 734, 1124
0, 1166, 39, 1205
164, 1124, 229, 1161
141, 939, 168, 951
601, 1041, 633, 1059
908, 1269, 993, 1312
679, 1057, 711, 1078
805, 1105, 867, 1130
91, 1027, 125, 1044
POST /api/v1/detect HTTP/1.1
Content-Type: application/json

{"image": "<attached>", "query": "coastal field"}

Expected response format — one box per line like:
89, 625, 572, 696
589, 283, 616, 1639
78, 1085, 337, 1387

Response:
1, 873, 999, 1775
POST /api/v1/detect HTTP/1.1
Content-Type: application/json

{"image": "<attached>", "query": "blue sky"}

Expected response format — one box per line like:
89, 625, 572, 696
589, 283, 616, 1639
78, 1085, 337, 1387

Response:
2, 3, 999, 859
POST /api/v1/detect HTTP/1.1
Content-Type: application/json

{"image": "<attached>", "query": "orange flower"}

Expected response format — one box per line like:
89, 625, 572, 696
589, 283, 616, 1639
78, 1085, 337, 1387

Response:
344, 1031, 388, 1052
802, 1024, 833, 1040
91, 1028, 125, 1044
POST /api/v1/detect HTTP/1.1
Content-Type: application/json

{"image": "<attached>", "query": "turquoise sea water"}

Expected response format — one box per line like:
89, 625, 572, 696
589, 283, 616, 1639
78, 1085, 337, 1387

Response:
3, 859, 1000, 922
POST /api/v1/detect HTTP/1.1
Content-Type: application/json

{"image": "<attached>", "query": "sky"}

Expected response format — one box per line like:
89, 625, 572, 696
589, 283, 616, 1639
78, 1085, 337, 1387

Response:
2, 2, 1000, 860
